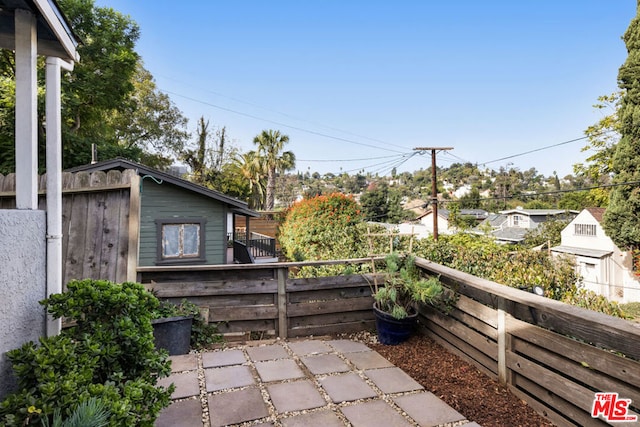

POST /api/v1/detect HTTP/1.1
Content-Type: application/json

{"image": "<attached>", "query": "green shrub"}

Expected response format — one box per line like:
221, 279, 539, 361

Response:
0, 280, 173, 427
279, 193, 366, 261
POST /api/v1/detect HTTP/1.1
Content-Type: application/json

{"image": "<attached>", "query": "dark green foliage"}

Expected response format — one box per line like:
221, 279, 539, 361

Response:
372, 253, 445, 319
603, 7, 640, 252
413, 234, 626, 317
0, 280, 173, 427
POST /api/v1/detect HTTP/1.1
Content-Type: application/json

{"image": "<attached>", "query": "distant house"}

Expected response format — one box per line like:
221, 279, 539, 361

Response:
551, 208, 640, 303
417, 208, 488, 235
67, 159, 261, 271
475, 208, 578, 244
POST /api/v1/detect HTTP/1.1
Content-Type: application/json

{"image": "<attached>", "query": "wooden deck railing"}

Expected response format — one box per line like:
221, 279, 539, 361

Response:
137, 257, 640, 427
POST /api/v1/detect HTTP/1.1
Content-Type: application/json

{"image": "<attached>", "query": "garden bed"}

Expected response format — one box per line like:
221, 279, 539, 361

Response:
368, 334, 555, 427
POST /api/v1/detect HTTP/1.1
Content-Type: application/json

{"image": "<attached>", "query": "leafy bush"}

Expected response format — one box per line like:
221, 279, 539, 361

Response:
414, 234, 626, 317
0, 280, 173, 427
279, 193, 370, 260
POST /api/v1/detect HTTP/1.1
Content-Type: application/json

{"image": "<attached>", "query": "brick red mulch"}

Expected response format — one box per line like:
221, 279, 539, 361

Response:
370, 334, 555, 427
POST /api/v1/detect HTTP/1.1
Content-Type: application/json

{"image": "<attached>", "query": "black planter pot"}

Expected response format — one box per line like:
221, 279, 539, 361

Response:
151, 315, 193, 355
373, 304, 418, 345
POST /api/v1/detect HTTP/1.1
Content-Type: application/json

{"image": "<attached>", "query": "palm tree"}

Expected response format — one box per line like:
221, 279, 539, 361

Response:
234, 151, 265, 209
253, 129, 296, 211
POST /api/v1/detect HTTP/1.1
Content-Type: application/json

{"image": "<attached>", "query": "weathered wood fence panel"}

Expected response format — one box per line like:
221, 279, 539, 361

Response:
0, 171, 137, 285
415, 258, 640, 427
138, 261, 383, 339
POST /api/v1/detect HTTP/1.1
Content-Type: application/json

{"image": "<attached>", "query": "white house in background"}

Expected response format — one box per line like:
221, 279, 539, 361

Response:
475, 208, 578, 244
417, 208, 488, 236
551, 208, 640, 303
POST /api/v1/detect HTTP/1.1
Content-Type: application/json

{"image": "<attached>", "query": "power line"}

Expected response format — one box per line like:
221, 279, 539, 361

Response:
443, 180, 640, 205
298, 154, 408, 162
479, 132, 614, 166
155, 74, 411, 151
161, 89, 408, 154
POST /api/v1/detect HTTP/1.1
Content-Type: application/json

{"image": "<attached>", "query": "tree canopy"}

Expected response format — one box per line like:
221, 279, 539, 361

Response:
602, 7, 640, 252
0, 0, 189, 173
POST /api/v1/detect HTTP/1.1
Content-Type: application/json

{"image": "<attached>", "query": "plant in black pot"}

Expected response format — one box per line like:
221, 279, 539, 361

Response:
372, 253, 445, 345
151, 300, 198, 356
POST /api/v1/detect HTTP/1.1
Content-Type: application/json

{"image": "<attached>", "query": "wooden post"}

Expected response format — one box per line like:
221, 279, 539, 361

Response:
277, 267, 288, 339
126, 173, 141, 282
497, 298, 508, 384
413, 147, 453, 240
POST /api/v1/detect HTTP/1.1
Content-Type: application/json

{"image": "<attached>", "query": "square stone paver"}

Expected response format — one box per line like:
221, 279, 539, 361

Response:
282, 409, 345, 427
301, 354, 350, 375
319, 372, 377, 403
288, 340, 332, 356
365, 367, 424, 394
254, 359, 305, 382
202, 349, 246, 368
246, 344, 289, 361
155, 398, 202, 427
205, 365, 255, 391
341, 400, 412, 427
393, 392, 466, 426
208, 388, 269, 427
345, 350, 394, 370
267, 380, 326, 413
169, 353, 198, 372
157, 371, 200, 399
327, 339, 371, 353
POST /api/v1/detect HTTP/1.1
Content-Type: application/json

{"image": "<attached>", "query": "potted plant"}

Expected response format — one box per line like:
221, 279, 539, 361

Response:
371, 253, 445, 345
151, 299, 198, 356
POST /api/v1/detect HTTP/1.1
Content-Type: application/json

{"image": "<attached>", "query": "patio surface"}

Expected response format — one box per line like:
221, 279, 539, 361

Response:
155, 338, 482, 427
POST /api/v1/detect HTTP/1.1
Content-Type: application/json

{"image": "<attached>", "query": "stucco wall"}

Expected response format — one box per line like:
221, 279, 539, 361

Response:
0, 210, 46, 400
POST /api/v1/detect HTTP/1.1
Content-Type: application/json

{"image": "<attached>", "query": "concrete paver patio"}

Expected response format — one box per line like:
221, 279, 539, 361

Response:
155, 338, 481, 427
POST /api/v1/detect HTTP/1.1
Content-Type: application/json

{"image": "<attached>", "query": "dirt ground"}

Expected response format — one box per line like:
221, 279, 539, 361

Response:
368, 334, 556, 427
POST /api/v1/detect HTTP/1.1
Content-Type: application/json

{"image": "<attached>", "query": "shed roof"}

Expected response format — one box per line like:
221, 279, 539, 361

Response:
585, 207, 606, 223
499, 208, 579, 216
550, 245, 612, 259
0, 0, 79, 61
66, 158, 259, 217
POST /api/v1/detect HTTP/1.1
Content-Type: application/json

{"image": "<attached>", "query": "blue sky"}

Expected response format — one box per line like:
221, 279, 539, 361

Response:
95, 1, 635, 178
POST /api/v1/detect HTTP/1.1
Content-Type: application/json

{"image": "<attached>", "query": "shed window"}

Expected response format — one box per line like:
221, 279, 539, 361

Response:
574, 223, 596, 236
163, 223, 200, 258
156, 219, 206, 264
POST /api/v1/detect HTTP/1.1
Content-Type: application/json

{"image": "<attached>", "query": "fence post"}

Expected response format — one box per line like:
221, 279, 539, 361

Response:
277, 267, 288, 339
497, 298, 508, 385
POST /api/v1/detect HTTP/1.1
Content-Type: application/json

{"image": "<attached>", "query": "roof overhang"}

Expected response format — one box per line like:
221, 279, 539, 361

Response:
66, 158, 259, 216
550, 245, 613, 259
0, 0, 80, 61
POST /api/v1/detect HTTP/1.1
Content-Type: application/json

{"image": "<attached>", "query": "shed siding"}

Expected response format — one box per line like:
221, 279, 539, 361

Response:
139, 181, 227, 266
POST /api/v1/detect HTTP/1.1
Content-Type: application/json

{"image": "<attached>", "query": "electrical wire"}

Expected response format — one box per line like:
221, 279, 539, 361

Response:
155, 74, 411, 151
161, 89, 408, 154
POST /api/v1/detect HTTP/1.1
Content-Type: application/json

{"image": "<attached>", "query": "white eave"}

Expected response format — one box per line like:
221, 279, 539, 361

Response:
0, 0, 80, 62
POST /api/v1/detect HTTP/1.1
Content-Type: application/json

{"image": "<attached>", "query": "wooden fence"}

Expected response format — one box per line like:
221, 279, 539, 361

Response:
0, 170, 139, 284
138, 258, 380, 339
137, 257, 640, 427
414, 258, 640, 427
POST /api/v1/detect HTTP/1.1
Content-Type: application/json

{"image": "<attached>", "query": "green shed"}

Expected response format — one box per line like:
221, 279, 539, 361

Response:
68, 159, 259, 267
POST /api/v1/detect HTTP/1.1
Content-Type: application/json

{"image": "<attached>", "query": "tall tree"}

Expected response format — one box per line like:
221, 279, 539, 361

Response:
0, 0, 189, 172
109, 63, 190, 169
602, 7, 640, 253
252, 129, 295, 211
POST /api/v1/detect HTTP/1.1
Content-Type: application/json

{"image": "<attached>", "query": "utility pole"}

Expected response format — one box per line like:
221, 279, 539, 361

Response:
413, 147, 453, 240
